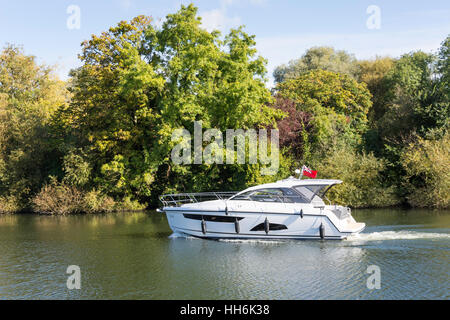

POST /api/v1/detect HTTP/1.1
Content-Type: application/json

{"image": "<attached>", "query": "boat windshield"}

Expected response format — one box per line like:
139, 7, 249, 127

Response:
293, 185, 331, 202
231, 183, 339, 204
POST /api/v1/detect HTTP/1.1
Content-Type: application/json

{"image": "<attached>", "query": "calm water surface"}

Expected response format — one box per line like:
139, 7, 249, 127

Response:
0, 209, 449, 300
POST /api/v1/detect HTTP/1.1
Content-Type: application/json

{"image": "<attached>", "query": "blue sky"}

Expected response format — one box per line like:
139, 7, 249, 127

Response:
1, 0, 449, 86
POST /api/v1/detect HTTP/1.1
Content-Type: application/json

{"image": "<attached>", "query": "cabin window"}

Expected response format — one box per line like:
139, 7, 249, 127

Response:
251, 223, 288, 231
231, 191, 254, 201
250, 189, 285, 202
183, 214, 244, 222
232, 188, 309, 203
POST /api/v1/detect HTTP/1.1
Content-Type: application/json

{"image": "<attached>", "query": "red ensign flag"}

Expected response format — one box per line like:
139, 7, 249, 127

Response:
302, 166, 318, 178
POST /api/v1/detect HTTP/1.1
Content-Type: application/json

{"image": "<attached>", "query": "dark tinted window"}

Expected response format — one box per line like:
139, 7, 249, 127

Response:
232, 188, 309, 203
251, 223, 288, 231
184, 214, 244, 222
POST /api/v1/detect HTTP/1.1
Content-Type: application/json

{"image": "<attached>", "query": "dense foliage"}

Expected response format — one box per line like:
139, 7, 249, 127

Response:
0, 45, 68, 210
401, 132, 449, 208
0, 4, 448, 213
61, 5, 286, 207
273, 47, 359, 83
276, 70, 372, 155
273, 37, 449, 208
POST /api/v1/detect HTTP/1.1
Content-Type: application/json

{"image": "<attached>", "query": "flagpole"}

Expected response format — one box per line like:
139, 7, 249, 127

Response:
299, 165, 305, 180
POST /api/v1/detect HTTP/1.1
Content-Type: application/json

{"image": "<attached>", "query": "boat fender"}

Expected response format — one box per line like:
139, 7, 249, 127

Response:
225, 205, 228, 215
201, 218, 207, 235
300, 209, 303, 219
319, 223, 325, 239
235, 218, 240, 234
264, 218, 270, 234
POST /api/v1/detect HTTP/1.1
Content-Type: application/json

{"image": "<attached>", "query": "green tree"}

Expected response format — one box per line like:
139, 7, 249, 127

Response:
367, 46, 449, 202
62, 15, 161, 199
0, 45, 67, 209
58, 5, 285, 206
356, 57, 395, 124
273, 46, 358, 84
313, 144, 399, 208
437, 35, 449, 98
276, 69, 372, 159
378, 51, 448, 143
401, 132, 449, 208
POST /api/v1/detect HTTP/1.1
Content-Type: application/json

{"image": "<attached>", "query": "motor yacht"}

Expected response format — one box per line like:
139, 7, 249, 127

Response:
159, 176, 365, 240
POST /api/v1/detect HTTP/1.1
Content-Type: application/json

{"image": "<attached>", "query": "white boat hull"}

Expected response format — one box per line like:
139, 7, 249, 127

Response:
164, 207, 365, 240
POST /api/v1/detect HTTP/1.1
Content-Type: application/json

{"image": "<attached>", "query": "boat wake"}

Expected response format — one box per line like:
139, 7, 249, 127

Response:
346, 230, 450, 241
170, 230, 450, 242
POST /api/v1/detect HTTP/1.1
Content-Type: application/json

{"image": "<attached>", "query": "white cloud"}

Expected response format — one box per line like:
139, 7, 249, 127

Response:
199, 0, 264, 32
200, 8, 240, 32
118, 0, 132, 10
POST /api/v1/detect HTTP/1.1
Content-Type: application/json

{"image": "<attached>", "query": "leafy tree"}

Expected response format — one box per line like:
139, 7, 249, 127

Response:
437, 35, 450, 111
378, 51, 448, 142
59, 5, 285, 206
313, 144, 399, 208
276, 70, 372, 158
63, 15, 161, 199
0, 45, 67, 208
356, 57, 395, 124
438, 35, 449, 81
62, 149, 92, 188
364, 47, 449, 202
271, 96, 312, 160
401, 132, 449, 208
273, 47, 358, 84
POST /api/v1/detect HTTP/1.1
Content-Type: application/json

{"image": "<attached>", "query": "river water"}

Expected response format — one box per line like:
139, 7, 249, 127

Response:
0, 209, 448, 300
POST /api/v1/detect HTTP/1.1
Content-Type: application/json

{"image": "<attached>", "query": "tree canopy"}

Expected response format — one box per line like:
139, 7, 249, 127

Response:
276, 69, 372, 154
0, 45, 67, 207
57, 4, 285, 204
273, 46, 359, 84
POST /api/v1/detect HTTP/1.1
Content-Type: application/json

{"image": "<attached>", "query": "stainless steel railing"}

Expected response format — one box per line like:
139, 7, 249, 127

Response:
160, 192, 320, 207
159, 192, 238, 207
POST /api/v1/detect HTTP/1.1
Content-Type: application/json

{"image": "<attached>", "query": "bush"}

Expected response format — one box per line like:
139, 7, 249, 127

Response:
0, 195, 20, 213
312, 146, 399, 208
83, 190, 116, 214
32, 178, 117, 215
401, 132, 450, 208
32, 179, 85, 215
114, 196, 147, 212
